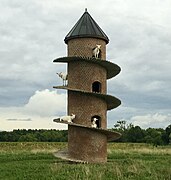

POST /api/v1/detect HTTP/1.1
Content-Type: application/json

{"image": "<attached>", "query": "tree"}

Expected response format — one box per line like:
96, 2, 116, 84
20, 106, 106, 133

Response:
126, 126, 145, 143
169, 134, 171, 144
145, 128, 163, 146
18, 134, 38, 142
165, 125, 171, 144
114, 120, 127, 131
113, 121, 135, 142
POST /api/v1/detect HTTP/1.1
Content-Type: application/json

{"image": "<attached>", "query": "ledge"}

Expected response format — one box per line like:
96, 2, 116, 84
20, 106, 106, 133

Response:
53, 86, 121, 110
53, 56, 121, 79
53, 119, 121, 142
54, 148, 89, 164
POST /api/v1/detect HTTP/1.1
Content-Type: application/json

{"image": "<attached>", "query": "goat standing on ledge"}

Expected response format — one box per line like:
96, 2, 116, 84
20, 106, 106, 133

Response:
92, 44, 101, 59
57, 114, 76, 123
56, 72, 68, 86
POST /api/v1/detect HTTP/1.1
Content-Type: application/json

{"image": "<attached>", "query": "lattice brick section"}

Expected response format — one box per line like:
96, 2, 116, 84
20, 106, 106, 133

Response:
67, 38, 106, 60
68, 61, 107, 94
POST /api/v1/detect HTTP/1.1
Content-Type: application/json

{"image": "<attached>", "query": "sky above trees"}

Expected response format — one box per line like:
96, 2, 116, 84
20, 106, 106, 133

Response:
0, 0, 171, 130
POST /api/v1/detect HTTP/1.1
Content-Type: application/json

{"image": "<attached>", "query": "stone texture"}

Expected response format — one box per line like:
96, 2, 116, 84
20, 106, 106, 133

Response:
68, 61, 107, 94
68, 91, 107, 128
67, 38, 106, 60
66, 37, 108, 163
68, 125, 107, 163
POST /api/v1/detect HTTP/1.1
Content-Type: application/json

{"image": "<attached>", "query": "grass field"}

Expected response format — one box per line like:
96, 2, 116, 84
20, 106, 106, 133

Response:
0, 142, 171, 180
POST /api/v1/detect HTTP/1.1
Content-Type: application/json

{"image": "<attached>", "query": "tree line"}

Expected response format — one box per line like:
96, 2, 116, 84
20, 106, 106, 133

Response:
0, 129, 68, 142
0, 123, 170, 146
112, 121, 171, 146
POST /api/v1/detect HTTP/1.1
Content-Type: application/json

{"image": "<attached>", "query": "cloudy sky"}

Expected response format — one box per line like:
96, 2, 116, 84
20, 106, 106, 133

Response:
0, 0, 171, 131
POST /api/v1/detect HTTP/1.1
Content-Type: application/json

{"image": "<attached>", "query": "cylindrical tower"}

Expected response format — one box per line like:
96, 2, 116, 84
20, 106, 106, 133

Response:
53, 9, 121, 163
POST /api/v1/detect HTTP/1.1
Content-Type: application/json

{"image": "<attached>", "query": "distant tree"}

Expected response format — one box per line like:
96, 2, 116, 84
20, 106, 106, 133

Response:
145, 128, 164, 146
113, 121, 134, 142
126, 126, 145, 143
0, 129, 68, 142
169, 134, 171, 144
165, 125, 171, 144
112, 121, 169, 145
18, 134, 38, 142
0, 131, 8, 141
114, 120, 127, 131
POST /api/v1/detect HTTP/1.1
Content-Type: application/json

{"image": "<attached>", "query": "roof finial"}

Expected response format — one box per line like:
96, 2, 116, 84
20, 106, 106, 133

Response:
85, 8, 87, 12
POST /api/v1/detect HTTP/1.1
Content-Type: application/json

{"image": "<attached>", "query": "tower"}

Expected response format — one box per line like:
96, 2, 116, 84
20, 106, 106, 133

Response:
53, 9, 121, 163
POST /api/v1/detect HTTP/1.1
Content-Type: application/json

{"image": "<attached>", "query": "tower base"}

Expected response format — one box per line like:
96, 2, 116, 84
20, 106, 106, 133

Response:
68, 125, 107, 163
53, 120, 121, 163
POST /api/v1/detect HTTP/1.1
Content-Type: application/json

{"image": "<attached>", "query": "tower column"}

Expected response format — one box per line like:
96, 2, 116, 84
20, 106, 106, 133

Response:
53, 9, 121, 163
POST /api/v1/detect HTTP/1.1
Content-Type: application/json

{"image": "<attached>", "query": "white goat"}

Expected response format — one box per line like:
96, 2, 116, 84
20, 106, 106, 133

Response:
56, 72, 68, 86
92, 44, 101, 58
91, 118, 98, 128
59, 114, 76, 123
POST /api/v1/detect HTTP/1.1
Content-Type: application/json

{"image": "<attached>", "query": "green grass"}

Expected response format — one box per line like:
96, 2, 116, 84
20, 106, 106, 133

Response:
0, 142, 171, 180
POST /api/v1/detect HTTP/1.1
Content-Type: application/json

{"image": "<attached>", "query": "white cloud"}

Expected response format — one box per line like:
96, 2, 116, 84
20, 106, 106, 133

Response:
24, 89, 67, 117
131, 113, 171, 129
108, 105, 171, 129
0, 89, 67, 131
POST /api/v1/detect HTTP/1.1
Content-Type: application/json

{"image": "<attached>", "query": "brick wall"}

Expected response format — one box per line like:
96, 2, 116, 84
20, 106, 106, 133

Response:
68, 125, 107, 163
68, 91, 107, 128
67, 38, 106, 60
68, 61, 107, 94
67, 37, 108, 163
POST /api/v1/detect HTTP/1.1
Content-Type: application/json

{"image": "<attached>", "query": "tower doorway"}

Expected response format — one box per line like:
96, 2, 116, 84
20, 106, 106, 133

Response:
92, 81, 101, 93
91, 115, 101, 128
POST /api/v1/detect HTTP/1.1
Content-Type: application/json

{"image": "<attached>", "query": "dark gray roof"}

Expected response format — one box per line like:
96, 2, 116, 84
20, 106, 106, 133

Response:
64, 9, 109, 44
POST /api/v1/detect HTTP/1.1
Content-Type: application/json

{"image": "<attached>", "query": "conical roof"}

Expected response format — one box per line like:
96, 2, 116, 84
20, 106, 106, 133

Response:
64, 9, 109, 44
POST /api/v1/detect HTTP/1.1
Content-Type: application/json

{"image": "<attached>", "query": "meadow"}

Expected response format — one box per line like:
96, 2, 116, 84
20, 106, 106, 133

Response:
0, 142, 171, 180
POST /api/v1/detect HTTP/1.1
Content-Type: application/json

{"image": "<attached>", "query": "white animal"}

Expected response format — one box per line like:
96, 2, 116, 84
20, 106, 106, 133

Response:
59, 114, 76, 123
91, 118, 98, 128
92, 44, 101, 58
57, 72, 68, 86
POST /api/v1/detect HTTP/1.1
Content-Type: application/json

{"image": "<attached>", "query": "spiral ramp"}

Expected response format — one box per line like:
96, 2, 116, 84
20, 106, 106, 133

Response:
53, 56, 121, 163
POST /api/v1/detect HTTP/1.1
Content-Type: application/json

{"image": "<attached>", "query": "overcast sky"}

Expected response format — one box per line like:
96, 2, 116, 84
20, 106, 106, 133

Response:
0, 0, 171, 131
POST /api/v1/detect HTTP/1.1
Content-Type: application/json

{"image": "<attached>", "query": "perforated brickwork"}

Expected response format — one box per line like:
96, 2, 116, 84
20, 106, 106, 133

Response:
68, 125, 107, 163
68, 61, 107, 94
68, 91, 107, 128
67, 38, 106, 60
66, 36, 108, 163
